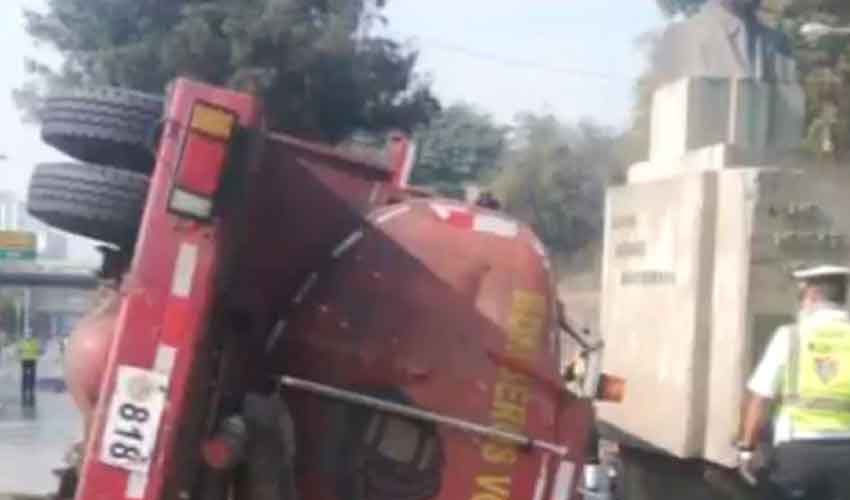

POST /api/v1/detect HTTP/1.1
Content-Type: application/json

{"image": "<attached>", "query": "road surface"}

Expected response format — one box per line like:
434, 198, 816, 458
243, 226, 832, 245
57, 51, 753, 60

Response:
0, 341, 81, 496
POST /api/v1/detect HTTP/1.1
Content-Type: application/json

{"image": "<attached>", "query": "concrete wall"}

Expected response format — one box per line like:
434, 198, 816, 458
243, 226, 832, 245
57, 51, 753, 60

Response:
597, 171, 717, 458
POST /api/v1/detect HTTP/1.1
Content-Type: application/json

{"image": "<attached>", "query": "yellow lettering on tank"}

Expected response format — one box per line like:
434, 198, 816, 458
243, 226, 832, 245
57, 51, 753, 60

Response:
482, 442, 518, 464
475, 476, 512, 498
494, 380, 529, 407
505, 291, 546, 359
471, 495, 504, 500
491, 399, 526, 427
472, 289, 547, 500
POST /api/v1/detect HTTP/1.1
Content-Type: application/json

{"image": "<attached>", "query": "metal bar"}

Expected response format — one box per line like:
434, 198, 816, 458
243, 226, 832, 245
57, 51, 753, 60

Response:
278, 375, 568, 457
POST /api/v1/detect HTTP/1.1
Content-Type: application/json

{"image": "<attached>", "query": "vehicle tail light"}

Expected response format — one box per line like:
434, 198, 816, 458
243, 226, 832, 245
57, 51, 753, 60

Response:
595, 374, 626, 403
201, 416, 246, 470
168, 102, 238, 220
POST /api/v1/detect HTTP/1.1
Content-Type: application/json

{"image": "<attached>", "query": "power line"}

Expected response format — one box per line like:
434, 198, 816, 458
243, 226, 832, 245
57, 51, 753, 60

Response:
385, 30, 632, 81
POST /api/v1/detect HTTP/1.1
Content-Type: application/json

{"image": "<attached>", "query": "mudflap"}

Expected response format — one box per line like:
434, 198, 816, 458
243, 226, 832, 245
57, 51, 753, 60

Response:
233, 394, 299, 500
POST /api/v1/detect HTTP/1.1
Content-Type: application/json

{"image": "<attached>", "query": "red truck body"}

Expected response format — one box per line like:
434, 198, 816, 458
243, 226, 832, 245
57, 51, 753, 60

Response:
72, 79, 596, 500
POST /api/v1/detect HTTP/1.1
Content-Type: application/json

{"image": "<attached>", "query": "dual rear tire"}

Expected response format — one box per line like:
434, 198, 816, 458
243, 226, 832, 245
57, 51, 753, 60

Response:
28, 87, 162, 248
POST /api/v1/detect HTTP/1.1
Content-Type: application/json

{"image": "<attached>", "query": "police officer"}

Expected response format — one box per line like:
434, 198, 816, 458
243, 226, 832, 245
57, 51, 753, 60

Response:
738, 265, 850, 499
18, 330, 41, 407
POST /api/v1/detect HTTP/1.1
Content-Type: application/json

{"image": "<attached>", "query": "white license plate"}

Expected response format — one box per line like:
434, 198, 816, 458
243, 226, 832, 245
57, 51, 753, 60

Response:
99, 366, 169, 473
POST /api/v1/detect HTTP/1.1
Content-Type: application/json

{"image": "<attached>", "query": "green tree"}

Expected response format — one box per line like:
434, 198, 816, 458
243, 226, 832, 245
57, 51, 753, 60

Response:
656, 0, 705, 16
656, 0, 806, 17
492, 114, 620, 254
16, 0, 439, 142
783, 3, 850, 161
410, 104, 507, 197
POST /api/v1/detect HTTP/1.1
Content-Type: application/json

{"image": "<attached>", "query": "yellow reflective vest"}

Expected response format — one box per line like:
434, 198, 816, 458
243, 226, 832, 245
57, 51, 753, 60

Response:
18, 337, 41, 362
782, 319, 850, 433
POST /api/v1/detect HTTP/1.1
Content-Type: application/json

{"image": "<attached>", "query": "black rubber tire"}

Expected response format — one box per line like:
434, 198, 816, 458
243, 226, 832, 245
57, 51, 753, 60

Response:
41, 87, 164, 173
27, 162, 150, 247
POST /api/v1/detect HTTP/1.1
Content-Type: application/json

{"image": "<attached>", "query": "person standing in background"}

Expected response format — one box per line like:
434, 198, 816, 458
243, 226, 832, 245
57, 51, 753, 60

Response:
18, 330, 42, 407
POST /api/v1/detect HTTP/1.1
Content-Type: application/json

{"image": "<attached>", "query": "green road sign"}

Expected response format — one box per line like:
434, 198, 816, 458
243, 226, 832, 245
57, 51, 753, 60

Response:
0, 249, 36, 259
0, 231, 37, 260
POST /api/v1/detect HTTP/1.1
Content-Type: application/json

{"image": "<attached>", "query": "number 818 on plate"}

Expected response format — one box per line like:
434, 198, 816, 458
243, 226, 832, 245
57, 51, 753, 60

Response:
100, 365, 169, 473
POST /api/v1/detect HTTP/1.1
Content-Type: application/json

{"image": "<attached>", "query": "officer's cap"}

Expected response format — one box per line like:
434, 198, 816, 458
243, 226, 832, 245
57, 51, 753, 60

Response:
792, 265, 850, 281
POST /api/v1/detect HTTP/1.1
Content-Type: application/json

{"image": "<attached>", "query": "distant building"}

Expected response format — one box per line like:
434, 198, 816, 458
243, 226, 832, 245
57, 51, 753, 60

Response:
0, 190, 68, 260
0, 191, 91, 339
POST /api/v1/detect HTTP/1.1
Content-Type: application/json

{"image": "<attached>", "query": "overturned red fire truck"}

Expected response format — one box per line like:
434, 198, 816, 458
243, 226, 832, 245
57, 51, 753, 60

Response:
29, 79, 621, 500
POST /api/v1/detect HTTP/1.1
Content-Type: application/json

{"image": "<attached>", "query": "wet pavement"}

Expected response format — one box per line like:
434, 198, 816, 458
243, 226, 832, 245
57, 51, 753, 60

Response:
0, 342, 82, 497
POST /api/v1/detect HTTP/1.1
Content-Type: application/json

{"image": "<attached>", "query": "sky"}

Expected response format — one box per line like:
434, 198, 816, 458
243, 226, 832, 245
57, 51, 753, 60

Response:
0, 0, 666, 263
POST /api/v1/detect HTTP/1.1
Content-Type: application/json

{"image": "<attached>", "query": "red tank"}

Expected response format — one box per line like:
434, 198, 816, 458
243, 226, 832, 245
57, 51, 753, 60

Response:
65, 288, 120, 436
272, 198, 592, 500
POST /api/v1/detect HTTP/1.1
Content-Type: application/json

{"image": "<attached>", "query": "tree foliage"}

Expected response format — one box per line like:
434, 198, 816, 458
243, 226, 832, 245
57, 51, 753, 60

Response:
491, 114, 620, 255
16, 0, 439, 142
656, 0, 705, 16
410, 104, 507, 196
783, 2, 850, 161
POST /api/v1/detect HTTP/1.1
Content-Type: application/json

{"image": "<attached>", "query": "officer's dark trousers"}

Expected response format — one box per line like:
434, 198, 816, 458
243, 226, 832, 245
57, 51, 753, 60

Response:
21, 360, 36, 406
766, 440, 850, 499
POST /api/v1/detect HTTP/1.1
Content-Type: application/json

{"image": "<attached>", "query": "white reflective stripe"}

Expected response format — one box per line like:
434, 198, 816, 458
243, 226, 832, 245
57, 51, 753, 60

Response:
368, 182, 381, 203
533, 238, 547, 257
293, 273, 318, 304
265, 320, 288, 353
790, 430, 850, 440
170, 189, 212, 218
474, 214, 519, 238
550, 460, 576, 500
775, 413, 850, 443
125, 471, 148, 499
332, 230, 364, 258
430, 203, 458, 220
532, 453, 551, 500
171, 243, 199, 298
374, 205, 410, 225
153, 344, 177, 379
397, 142, 417, 188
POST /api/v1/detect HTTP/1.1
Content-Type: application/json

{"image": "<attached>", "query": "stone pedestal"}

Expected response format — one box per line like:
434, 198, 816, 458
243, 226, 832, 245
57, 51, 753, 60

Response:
649, 78, 804, 166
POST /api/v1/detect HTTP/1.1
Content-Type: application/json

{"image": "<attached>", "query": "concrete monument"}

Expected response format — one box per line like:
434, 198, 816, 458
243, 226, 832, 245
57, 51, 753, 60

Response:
635, 0, 805, 172
598, 0, 850, 471
655, 0, 797, 83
